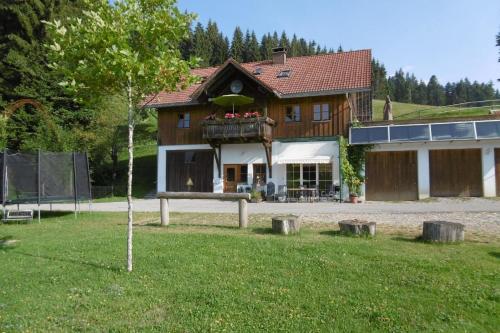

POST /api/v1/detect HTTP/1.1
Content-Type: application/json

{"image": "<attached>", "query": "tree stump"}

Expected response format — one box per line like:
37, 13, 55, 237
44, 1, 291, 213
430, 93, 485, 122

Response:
272, 215, 300, 235
338, 219, 376, 236
422, 221, 464, 242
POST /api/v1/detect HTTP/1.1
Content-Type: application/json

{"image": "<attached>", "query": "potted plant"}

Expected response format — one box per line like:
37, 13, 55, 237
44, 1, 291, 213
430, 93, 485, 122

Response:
250, 189, 263, 203
347, 177, 362, 203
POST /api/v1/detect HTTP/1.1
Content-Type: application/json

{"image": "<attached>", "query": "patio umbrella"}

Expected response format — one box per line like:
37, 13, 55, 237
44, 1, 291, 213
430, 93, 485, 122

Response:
209, 94, 254, 114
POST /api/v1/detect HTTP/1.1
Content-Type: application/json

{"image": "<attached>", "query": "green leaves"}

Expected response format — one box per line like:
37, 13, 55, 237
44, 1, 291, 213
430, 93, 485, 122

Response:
44, 0, 196, 108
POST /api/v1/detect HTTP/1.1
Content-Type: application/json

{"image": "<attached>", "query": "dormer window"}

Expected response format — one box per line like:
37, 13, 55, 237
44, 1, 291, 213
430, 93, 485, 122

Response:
277, 69, 291, 78
177, 112, 190, 128
253, 67, 263, 75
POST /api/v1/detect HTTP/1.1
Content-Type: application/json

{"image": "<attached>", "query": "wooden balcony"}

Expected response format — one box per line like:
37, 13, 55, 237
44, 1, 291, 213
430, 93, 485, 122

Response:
201, 117, 275, 143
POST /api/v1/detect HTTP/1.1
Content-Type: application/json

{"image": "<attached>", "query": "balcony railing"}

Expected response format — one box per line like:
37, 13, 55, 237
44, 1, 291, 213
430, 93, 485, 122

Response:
201, 117, 275, 143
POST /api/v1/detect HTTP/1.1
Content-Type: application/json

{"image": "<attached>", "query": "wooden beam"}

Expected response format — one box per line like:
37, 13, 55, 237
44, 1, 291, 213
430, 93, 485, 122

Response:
263, 142, 272, 178
157, 191, 250, 201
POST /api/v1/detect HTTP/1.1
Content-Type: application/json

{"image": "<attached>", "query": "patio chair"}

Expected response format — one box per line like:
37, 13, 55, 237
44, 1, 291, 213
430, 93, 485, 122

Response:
277, 185, 287, 203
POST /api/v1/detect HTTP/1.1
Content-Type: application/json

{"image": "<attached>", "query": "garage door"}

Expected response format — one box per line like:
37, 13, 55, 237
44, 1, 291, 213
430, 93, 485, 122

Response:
366, 151, 418, 201
496, 149, 500, 196
430, 149, 482, 197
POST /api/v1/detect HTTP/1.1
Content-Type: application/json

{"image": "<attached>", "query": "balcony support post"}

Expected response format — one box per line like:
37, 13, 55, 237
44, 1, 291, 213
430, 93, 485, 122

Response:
212, 143, 222, 179
263, 141, 272, 178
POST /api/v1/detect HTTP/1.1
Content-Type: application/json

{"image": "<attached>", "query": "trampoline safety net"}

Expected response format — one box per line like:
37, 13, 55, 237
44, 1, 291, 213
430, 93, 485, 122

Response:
0, 150, 91, 205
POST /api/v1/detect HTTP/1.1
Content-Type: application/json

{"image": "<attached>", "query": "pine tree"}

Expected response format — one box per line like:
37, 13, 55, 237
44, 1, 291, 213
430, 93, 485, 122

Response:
230, 26, 244, 62
279, 31, 290, 50
337, 45, 343, 52
299, 38, 308, 56
427, 75, 445, 106
191, 22, 212, 67
243, 29, 251, 62
371, 60, 388, 99
246, 31, 260, 62
260, 33, 272, 60
179, 23, 193, 61
206, 20, 227, 66
271, 31, 279, 48
290, 34, 300, 57
308, 40, 317, 55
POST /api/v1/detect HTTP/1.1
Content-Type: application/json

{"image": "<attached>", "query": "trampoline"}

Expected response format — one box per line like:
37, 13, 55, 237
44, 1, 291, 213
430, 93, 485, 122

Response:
0, 149, 92, 220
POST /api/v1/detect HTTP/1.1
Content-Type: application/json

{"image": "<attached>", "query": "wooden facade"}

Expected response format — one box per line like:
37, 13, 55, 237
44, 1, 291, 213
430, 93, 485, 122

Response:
365, 151, 418, 201
166, 150, 214, 192
158, 94, 350, 146
429, 149, 483, 197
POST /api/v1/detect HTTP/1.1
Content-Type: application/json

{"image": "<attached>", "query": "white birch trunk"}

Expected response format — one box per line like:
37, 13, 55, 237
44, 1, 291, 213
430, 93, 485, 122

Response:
126, 75, 134, 272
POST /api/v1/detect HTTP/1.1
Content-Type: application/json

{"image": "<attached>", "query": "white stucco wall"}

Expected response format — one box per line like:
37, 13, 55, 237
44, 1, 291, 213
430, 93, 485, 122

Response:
158, 140, 341, 194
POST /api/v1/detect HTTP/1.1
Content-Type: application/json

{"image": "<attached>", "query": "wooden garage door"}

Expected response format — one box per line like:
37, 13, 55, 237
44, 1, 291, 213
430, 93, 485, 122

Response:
430, 149, 482, 197
496, 149, 500, 196
366, 151, 418, 201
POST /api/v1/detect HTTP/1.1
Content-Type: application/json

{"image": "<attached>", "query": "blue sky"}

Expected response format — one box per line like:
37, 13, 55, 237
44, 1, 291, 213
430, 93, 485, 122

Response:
177, 0, 500, 89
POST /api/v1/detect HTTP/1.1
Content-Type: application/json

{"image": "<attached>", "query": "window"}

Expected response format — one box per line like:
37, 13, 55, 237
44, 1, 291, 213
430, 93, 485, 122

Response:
302, 164, 317, 188
277, 69, 291, 78
285, 105, 301, 122
318, 164, 333, 194
239, 165, 248, 183
253, 164, 267, 186
286, 164, 300, 189
226, 167, 235, 182
313, 104, 331, 121
177, 112, 190, 128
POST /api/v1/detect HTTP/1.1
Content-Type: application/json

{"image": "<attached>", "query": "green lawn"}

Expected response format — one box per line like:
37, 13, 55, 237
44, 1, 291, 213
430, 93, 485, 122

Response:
1, 212, 498, 332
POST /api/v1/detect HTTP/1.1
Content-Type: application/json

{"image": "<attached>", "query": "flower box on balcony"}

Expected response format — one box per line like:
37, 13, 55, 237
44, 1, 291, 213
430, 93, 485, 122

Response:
201, 117, 275, 143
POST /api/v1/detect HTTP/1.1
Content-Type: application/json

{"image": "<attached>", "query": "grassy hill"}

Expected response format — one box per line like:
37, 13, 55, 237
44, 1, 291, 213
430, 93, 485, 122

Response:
372, 99, 494, 121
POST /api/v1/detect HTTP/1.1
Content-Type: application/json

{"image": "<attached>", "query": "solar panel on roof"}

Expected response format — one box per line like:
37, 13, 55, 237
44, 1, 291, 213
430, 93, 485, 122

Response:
475, 120, 500, 139
431, 123, 475, 140
390, 125, 430, 142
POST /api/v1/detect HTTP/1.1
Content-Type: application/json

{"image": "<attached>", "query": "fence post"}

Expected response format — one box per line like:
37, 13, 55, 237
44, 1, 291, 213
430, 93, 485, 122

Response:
160, 198, 169, 226
37, 149, 41, 223
238, 199, 248, 228
72, 152, 78, 219
1, 149, 6, 220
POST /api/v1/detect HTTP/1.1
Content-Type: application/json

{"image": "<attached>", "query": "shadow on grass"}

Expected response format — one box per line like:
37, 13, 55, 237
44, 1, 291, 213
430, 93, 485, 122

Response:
392, 236, 463, 245
137, 223, 239, 231
14, 251, 122, 273
0, 236, 18, 251
488, 251, 500, 259
40, 211, 77, 218
319, 230, 341, 237
391, 236, 422, 243
252, 227, 274, 235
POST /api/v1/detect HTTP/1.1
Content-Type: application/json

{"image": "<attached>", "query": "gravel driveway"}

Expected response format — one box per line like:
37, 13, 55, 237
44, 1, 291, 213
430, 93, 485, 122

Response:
16, 197, 500, 237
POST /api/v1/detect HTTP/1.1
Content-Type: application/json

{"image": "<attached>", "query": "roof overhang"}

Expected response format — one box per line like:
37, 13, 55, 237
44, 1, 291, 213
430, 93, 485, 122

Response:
280, 87, 371, 99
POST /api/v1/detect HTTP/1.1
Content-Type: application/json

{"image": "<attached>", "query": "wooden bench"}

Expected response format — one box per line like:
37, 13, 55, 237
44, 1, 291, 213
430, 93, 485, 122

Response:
156, 192, 251, 228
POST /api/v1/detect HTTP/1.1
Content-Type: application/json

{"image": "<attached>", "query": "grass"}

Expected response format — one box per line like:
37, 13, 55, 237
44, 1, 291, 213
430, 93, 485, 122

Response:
0, 212, 498, 332
372, 100, 493, 121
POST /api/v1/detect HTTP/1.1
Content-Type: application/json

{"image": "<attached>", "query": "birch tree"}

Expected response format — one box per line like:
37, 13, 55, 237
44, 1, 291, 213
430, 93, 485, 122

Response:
44, 0, 196, 272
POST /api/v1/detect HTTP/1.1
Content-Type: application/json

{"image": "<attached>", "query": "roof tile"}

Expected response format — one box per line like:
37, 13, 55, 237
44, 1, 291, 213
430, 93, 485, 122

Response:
148, 49, 371, 107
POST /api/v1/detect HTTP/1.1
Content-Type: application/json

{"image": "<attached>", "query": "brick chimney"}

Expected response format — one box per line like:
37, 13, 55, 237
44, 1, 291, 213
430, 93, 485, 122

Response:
272, 47, 287, 65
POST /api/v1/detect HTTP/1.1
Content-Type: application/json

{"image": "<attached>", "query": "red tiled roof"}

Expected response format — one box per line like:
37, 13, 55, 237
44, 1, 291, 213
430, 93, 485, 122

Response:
147, 49, 371, 107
